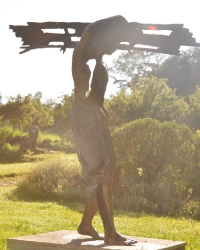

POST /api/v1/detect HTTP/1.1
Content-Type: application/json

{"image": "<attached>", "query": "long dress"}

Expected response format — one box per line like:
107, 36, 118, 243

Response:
71, 57, 116, 185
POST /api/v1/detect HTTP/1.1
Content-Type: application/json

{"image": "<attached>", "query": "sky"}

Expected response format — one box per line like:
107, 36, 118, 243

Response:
0, 0, 200, 103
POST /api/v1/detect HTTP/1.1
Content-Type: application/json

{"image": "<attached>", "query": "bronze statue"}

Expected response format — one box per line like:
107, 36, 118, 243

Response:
10, 19, 200, 55
70, 15, 137, 245
9, 15, 200, 246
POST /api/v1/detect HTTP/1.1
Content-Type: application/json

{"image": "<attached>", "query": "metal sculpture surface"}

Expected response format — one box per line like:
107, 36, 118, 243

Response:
10, 21, 200, 55
9, 16, 200, 246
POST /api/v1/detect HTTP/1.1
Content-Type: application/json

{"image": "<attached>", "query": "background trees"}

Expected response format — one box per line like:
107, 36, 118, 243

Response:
0, 94, 54, 131
1, 47, 200, 218
1, 47, 200, 132
106, 47, 200, 130
154, 48, 200, 98
109, 47, 200, 97
106, 77, 189, 127
51, 93, 73, 133
109, 51, 166, 88
187, 86, 200, 130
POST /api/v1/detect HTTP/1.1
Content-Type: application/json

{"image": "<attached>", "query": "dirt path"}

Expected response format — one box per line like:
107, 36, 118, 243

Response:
0, 178, 20, 187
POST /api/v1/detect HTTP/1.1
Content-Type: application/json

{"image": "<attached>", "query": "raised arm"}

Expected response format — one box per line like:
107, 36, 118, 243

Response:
73, 15, 128, 61
72, 16, 128, 99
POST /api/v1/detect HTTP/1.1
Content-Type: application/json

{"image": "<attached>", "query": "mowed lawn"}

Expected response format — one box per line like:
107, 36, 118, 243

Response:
0, 153, 200, 250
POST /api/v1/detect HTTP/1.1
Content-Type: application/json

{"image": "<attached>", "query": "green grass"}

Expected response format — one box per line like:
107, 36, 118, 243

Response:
0, 186, 85, 250
0, 153, 200, 250
0, 152, 76, 178
0, 163, 35, 178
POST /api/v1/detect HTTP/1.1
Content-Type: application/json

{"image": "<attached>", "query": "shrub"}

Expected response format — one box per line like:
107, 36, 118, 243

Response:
112, 118, 200, 218
180, 200, 200, 219
37, 131, 75, 153
15, 157, 95, 202
0, 126, 26, 141
191, 130, 200, 198
0, 143, 27, 163
37, 132, 61, 143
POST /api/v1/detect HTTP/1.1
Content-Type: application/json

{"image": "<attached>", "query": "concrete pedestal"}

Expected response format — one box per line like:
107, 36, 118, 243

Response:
7, 230, 186, 250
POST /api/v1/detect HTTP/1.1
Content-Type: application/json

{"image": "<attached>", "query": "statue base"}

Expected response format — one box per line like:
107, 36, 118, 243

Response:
7, 230, 186, 250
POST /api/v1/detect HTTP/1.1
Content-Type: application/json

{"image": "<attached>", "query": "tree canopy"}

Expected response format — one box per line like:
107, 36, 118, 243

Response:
1, 47, 200, 132
109, 47, 200, 99
155, 48, 200, 98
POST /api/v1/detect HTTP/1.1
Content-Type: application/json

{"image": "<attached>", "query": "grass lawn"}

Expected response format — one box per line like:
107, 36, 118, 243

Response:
0, 152, 200, 250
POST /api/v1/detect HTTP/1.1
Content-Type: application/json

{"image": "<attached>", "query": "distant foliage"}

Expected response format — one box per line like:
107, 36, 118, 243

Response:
0, 126, 25, 141
0, 126, 28, 163
37, 132, 75, 153
109, 50, 166, 88
0, 94, 54, 131
155, 48, 200, 98
106, 77, 188, 126
187, 86, 200, 130
0, 126, 75, 161
107, 47, 200, 130
191, 130, 200, 198
0, 143, 27, 163
109, 48, 200, 98
37, 132, 62, 143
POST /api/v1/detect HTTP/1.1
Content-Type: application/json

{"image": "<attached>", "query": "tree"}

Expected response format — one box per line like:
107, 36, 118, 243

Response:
106, 88, 143, 126
154, 48, 200, 98
109, 50, 167, 89
0, 94, 24, 130
27, 93, 54, 129
110, 48, 200, 99
140, 77, 188, 123
51, 93, 73, 133
0, 94, 54, 131
187, 86, 200, 130
106, 77, 188, 127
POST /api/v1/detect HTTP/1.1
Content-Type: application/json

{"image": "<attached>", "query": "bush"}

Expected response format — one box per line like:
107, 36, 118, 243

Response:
191, 130, 200, 198
13, 118, 200, 219
37, 132, 61, 143
0, 126, 26, 142
0, 143, 27, 163
15, 157, 95, 202
37, 131, 75, 153
112, 118, 200, 218
180, 200, 200, 219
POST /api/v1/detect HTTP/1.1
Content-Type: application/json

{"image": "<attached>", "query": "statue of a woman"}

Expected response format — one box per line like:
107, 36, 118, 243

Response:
71, 15, 137, 245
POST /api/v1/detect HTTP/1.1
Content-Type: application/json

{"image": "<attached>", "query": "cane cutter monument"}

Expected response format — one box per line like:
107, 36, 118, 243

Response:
8, 15, 200, 250
9, 17, 200, 55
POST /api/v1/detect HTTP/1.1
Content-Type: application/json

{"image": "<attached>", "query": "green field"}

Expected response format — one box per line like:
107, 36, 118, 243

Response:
0, 153, 200, 250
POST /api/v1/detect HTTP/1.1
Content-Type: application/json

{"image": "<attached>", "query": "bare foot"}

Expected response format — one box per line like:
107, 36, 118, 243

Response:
105, 232, 137, 245
78, 224, 103, 240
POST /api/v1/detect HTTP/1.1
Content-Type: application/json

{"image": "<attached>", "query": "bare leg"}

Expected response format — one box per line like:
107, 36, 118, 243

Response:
78, 185, 103, 240
96, 183, 137, 245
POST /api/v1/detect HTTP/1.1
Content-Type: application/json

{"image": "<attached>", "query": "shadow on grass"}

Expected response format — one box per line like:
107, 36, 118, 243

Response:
6, 184, 145, 219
